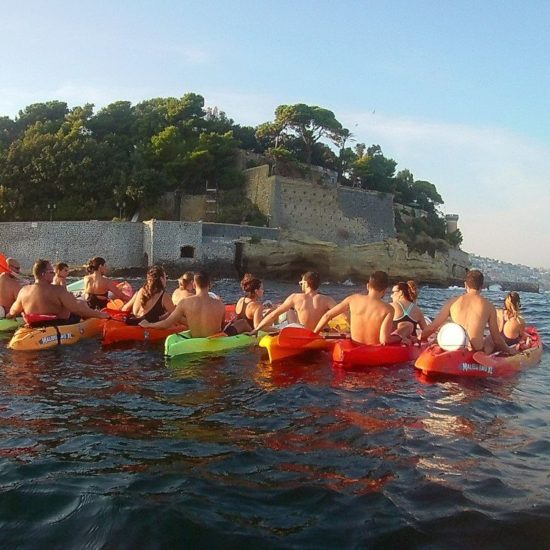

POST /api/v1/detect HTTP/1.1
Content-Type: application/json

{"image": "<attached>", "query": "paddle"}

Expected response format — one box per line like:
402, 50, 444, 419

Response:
277, 326, 346, 347
0, 253, 9, 273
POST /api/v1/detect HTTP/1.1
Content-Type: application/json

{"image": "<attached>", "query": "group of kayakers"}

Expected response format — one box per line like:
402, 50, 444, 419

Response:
0, 255, 526, 354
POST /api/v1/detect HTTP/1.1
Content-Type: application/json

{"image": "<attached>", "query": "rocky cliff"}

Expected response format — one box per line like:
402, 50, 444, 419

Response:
239, 234, 470, 285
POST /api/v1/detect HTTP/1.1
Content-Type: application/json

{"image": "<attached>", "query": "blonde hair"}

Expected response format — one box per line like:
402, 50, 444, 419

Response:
504, 292, 521, 319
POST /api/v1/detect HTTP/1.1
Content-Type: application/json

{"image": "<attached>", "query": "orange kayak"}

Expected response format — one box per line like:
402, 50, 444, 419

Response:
102, 319, 186, 345
259, 327, 335, 363
415, 326, 543, 377
332, 339, 426, 368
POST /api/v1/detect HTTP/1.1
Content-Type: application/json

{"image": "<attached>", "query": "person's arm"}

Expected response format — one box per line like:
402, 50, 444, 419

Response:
107, 280, 131, 301
380, 309, 398, 345
421, 297, 455, 341
251, 303, 265, 329
7, 289, 24, 317
488, 308, 517, 355
159, 292, 176, 320
60, 290, 109, 319
313, 298, 350, 334
417, 307, 428, 331
250, 295, 295, 334
121, 292, 138, 312
140, 301, 185, 329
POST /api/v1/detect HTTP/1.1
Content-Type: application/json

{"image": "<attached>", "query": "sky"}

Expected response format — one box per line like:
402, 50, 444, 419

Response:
2, 0, 550, 268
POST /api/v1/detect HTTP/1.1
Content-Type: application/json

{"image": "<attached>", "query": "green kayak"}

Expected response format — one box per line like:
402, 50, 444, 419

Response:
0, 317, 24, 332
165, 330, 259, 358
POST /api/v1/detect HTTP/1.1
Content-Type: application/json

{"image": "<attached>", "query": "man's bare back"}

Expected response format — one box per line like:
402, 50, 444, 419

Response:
177, 294, 225, 337
0, 273, 22, 311
449, 293, 497, 351
346, 293, 395, 345
286, 292, 336, 330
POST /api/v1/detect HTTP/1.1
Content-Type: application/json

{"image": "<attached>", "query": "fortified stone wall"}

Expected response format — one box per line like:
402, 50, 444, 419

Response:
0, 221, 143, 271
244, 166, 395, 244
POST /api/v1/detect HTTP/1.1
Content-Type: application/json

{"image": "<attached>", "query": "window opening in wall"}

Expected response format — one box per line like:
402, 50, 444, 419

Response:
180, 246, 195, 258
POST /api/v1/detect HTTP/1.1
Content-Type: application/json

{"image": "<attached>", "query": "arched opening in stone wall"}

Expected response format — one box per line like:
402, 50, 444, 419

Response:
180, 246, 195, 258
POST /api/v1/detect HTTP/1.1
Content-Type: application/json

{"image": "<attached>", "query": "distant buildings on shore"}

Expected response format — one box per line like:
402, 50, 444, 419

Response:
470, 254, 550, 290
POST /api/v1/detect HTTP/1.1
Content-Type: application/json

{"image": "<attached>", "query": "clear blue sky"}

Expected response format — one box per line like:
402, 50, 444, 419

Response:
2, 0, 550, 268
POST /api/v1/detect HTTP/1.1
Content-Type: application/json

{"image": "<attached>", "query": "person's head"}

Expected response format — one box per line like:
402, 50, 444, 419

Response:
504, 291, 521, 317
465, 269, 484, 291
33, 259, 54, 282
55, 262, 69, 277
368, 271, 389, 292
194, 271, 210, 290
141, 265, 167, 307
87, 256, 106, 274
7, 258, 20, 276
391, 280, 418, 303
240, 273, 263, 298
299, 271, 320, 292
178, 271, 194, 290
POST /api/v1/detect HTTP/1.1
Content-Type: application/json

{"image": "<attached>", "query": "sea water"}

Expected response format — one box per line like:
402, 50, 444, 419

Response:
0, 283, 549, 548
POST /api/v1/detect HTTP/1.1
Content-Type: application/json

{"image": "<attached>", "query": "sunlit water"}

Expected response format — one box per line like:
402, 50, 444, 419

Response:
1, 282, 549, 548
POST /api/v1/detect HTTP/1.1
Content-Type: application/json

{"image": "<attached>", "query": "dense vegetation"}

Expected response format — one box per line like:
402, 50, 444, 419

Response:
0, 94, 462, 247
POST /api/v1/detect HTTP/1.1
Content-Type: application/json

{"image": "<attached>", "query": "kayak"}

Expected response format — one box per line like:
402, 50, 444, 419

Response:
332, 339, 425, 368
0, 317, 24, 332
102, 319, 186, 346
165, 330, 258, 358
8, 317, 104, 351
414, 326, 543, 378
259, 327, 335, 363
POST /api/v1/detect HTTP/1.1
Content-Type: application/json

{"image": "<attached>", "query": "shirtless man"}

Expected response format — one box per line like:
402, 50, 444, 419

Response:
421, 269, 516, 354
140, 271, 225, 337
8, 259, 109, 323
53, 262, 69, 287
313, 270, 398, 345
251, 271, 336, 334
0, 258, 25, 317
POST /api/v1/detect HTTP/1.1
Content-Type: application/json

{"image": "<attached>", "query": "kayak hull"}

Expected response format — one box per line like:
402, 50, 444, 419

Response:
165, 330, 258, 358
414, 327, 543, 377
103, 320, 185, 345
8, 318, 102, 351
259, 331, 333, 363
0, 317, 24, 332
332, 339, 425, 368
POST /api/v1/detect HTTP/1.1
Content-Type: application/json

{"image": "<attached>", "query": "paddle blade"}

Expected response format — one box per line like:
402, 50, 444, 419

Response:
0, 253, 9, 273
277, 326, 321, 347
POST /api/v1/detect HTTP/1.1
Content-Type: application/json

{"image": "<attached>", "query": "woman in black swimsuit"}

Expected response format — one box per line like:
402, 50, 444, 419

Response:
390, 280, 428, 343
225, 274, 268, 335
84, 256, 129, 310
121, 265, 175, 323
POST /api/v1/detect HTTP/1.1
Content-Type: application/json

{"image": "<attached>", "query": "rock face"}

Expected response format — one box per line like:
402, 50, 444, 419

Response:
240, 235, 470, 285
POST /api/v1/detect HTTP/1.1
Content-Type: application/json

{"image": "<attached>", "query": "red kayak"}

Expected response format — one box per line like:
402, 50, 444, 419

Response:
333, 339, 425, 368
102, 319, 185, 346
415, 326, 543, 378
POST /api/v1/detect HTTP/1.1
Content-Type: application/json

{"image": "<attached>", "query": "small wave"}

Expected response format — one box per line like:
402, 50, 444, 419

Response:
342, 279, 356, 286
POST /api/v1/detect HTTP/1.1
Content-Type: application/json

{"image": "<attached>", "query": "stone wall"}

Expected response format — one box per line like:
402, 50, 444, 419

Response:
244, 166, 395, 244
0, 221, 143, 271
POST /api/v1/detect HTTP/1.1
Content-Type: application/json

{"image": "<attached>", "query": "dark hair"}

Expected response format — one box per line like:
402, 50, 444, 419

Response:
465, 269, 484, 290
302, 271, 320, 291
194, 271, 210, 289
394, 280, 418, 302
178, 271, 194, 288
141, 265, 166, 307
86, 256, 106, 274
369, 270, 389, 292
240, 273, 262, 296
33, 259, 51, 279
55, 262, 68, 272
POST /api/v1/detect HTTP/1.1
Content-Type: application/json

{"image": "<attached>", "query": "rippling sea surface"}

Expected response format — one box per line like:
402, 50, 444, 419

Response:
1, 281, 549, 548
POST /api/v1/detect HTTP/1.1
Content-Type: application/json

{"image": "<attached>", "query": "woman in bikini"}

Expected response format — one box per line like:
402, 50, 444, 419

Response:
121, 265, 175, 323
84, 257, 130, 310
225, 274, 269, 335
498, 291, 525, 346
172, 271, 195, 305
390, 280, 428, 343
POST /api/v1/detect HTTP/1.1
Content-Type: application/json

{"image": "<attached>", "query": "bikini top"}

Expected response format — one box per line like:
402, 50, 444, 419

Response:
393, 301, 418, 329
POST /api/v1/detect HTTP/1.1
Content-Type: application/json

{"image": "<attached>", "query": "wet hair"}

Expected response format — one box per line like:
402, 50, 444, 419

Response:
194, 271, 210, 289
465, 269, 484, 290
504, 291, 521, 318
240, 273, 262, 297
141, 265, 166, 307
368, 270, 389, 292
302, 271, 320, 291
33, 259, 51, 279
55, 262, 68, 273
178, 271, 194, 289
86, 256, 106, 274
394, 280, 418, 302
